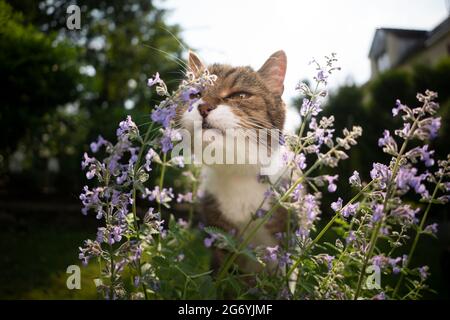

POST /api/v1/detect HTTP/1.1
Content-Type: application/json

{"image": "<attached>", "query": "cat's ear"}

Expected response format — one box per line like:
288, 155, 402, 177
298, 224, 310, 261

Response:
188, 50, 205, 74
257, 50, 287, 95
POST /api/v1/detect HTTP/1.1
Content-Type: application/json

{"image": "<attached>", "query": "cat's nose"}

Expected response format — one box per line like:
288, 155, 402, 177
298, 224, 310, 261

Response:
198, 103, 216, 118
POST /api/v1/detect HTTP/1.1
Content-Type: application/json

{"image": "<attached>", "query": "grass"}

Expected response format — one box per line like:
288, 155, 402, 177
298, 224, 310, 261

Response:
0, 205, 98, 299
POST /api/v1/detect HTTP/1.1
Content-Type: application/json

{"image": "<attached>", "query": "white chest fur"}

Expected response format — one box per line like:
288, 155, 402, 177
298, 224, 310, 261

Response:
202, 166, 266, 226
200, 165, 279, 248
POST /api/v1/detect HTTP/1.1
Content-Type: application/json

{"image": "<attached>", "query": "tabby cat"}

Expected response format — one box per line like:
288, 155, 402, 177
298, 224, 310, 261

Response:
177, 50, 288, 272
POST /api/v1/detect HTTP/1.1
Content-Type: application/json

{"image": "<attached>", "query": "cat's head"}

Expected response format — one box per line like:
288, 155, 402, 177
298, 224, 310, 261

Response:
177, 50, 287, 134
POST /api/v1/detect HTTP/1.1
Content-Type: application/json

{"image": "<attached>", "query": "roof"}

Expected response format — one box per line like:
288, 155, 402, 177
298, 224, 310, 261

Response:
368, 28, 427, 58
368, 15, 450, 62
427, 15, 450, 45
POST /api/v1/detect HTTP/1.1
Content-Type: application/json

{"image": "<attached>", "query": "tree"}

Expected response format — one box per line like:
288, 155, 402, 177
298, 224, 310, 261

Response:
2, 0, 187, 194
0, 0, 80, 152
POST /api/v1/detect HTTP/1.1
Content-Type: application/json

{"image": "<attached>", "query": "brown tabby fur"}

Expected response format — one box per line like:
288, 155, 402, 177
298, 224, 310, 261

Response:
178, 51, 289, 274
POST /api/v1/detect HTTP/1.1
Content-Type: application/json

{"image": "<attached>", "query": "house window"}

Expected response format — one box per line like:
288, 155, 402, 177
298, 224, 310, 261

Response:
377, 53, 390, 72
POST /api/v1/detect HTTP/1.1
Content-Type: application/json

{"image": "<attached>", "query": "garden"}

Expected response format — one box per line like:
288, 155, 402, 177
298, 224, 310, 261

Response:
0, 0, 449, 300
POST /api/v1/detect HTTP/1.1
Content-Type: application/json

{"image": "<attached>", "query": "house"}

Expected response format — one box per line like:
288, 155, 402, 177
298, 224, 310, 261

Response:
368, 15, 450, 79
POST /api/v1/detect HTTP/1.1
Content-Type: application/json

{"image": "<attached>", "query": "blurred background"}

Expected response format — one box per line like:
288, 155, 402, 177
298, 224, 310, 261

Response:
0, 0, 449, 299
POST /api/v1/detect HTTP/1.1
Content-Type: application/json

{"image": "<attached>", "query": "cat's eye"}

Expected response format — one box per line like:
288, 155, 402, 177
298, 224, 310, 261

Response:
189, 92, 201, 100
226, 91, 251, 100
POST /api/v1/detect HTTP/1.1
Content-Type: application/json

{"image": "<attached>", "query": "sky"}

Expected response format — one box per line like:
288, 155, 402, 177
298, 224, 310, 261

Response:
160, 0, 448, 130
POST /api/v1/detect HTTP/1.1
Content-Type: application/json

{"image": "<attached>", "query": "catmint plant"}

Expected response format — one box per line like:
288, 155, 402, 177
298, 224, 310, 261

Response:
78, 53, 449, 300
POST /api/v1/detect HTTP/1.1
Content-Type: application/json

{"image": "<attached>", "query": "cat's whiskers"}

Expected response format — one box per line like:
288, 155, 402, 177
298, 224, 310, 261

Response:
234, 126, 270, 151
142, 43, 189, 73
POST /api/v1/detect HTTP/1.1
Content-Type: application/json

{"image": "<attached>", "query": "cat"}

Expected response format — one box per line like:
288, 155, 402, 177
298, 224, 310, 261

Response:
176, 50, 289, 273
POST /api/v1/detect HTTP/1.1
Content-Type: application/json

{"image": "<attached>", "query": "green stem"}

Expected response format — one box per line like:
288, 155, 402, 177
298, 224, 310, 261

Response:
353, 118, 420, 300
286, 179, 376, 279
157, 153, 167, 214
129, 122, 154, 300
392, 176, 442, 298
108, 242, 115, 298
188, 174, 198, 227
216, 146, 335, 281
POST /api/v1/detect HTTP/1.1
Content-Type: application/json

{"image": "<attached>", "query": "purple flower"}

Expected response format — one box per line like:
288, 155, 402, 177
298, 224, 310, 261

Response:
372, 204, 384, 222
321, 254, 334, 270
424, 223, 438, 235
396, 166, 429, 197
294, 153, 307, 170
331, 197, 343, 212
110, 226, 123, 244
341, 202, 359, 218
160, 128, 181, 153
292, 184, 304, 201
370, 163, 392, 189
177, 192, 193, 203
300, 98, 322, 117
371, 255, 386, 268
395, 123, 411, 139
79, 186, 102, 215
281, 150, 291, 164
81, 152, 95, 170
392, 99, 405, 117
265, 245, 279, 262
96, 227, 105, 243
324, 174, 338, 192
418, 145, 435, 167
116, 171, 128, 185
317, 69, 328, 82
346, 231, 356, 244
418, 266, 429, 281
279, 253, 292, 269
160, 135, 173, 153
388, 257, 402, 274
90, 135, 108, 153
418, 117, 441, 140
391, 205, 420, 224
171, 156, 185, 168
373, 292, 386, 300
378, 130, 394, 148
349, 170, 361, 188
304, 194, 319, 222
96, 209, 103, 220
151, 104, 177, 128
144, 148, 157, 172
296, 227, 310, 239
144, 186, 174, 205
133, 276, 140, 288
204, 234, 217, 248
78, 251, 89, 266
130, 245, 142, 262
308, 117, 334, 147
116, 116, 137, 138
256, 208, 267, 218
86, 169, 96, 180
181, 87, 201, 112
147, 72, 161, 87
264, 188, 275, 200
